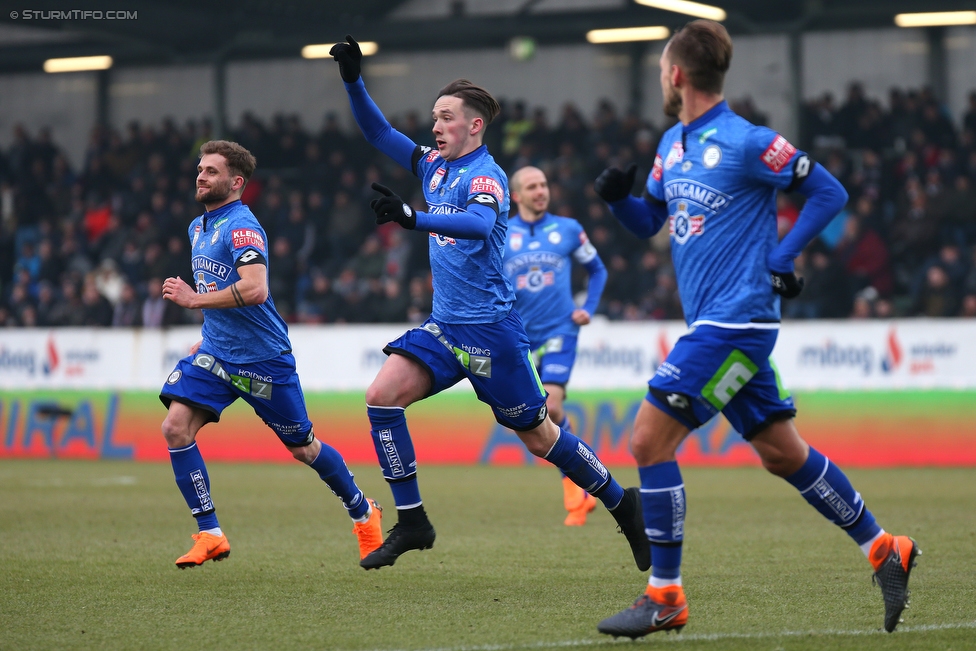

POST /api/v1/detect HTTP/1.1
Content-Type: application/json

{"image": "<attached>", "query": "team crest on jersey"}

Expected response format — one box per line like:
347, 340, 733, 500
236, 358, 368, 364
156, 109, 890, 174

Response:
470, 176, 504, 202
430, 232, 457, 246
761, 135, 796, 173
430, 167, 446, 192
450, 175, 461, 189
196, 272, 218, 294
211, 229, 220, 245
664, 142, 684, 170
548, 231, 561, 244
669, 202, 705, 245
702, 145, 722, 168
510, 232, 523, 251
651, 154, 664, 181
191, 225, 201, 247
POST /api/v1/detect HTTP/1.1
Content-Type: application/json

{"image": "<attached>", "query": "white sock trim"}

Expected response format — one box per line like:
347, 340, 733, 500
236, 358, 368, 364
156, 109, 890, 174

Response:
202, 527, 222, 537
543, 430, 562, 459
395, 501, 423, 510
649, 575, 682, 588
366, 404, 406, 411
860, 528, 886, 558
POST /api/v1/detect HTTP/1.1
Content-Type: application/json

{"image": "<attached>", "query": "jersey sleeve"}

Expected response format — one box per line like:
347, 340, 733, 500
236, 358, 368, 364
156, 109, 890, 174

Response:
744, 127, 813, 192
464, 173, 505, 217
412, 145, 441, 179
645, 146, 666, 201
570, 222, 598, 264
229, 226, 268, 266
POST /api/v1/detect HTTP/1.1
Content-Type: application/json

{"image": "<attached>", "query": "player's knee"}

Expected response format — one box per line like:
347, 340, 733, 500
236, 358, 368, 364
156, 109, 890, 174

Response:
365, 380, 398, 407
161, 417, 192, 448
758, 447, 803, 477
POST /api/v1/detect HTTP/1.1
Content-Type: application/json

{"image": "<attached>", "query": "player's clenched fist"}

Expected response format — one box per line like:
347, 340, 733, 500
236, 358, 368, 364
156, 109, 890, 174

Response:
162, 276, 197, 308
330, 34, 363, 83
370, 182, 417, 229
771, 271, 805, 298
594, 164, 637, 204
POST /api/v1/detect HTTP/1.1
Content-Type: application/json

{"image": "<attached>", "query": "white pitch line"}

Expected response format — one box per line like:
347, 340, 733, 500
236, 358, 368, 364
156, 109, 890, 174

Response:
350, 621, 976, 651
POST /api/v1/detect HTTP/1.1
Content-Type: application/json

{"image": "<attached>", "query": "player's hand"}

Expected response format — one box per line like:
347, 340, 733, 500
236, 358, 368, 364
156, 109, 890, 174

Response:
771, 271, 805, 299
571, 309, 591, 326
330, 35, 362, 83
162, 276, 198, 309
370, 182, 417, 229
594, 164, 637, 203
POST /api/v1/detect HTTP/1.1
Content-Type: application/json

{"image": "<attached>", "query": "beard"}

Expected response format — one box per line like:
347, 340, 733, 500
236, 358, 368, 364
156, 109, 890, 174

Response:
663, 84, 682, 118
196, 178, 233, 205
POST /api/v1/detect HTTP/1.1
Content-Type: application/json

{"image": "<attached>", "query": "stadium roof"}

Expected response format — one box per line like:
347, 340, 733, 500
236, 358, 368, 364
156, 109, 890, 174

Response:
0, 0, 973, 73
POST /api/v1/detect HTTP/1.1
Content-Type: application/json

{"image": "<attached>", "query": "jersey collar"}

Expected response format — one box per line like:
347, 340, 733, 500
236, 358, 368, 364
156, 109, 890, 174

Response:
448, 144, 487, 167
682, 100, 730, 136
202, 199, 241, 231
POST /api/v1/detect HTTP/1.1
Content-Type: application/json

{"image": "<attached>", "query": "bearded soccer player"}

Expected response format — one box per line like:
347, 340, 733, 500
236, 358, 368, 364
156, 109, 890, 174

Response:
593, 21, 918, 637
159, 140, 383, 567
329, 36, 648, 571
505, 166, 607, 526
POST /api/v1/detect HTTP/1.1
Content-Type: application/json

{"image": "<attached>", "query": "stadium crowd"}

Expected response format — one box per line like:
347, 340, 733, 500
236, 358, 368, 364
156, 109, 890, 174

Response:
2, 82, 976, 328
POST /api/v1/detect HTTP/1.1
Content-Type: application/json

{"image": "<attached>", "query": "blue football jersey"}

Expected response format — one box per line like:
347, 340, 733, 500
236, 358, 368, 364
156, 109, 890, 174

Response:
645, 101, 811, 326
414, 145, 514, 324
187, 200, 291, 364
503, 213, 597, 344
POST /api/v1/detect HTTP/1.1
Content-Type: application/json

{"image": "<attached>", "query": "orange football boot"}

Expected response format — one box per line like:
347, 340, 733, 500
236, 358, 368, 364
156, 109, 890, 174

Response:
352, 498, 383, 559
562, 476, 597, 526
870, 533, 920, 632
175, 532, 230, 568
598, 584, 688, 638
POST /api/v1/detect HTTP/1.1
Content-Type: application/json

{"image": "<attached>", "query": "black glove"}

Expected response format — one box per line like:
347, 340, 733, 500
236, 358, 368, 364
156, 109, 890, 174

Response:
370, 182, 416, 229
329, 34, 362, 83
594, 164, 637, 203
771, 271, 805, 298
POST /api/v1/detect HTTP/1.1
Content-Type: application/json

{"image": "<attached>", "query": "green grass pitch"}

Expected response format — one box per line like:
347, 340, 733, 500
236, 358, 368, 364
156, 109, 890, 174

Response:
1, 460, 974, 650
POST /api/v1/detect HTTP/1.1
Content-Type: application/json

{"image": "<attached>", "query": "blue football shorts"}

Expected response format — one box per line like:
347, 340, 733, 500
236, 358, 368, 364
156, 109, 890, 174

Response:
159, 350, 315, 447
646, 324, 796, 440
530, 334, 578, 387
384, 309, 549, 431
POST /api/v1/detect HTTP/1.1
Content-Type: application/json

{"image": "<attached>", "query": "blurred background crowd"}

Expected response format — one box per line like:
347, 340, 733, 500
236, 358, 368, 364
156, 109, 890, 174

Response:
2, 81, 976, 328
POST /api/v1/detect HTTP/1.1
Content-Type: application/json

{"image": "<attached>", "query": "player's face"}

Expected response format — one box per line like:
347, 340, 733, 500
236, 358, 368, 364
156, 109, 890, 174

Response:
432, 95, 478, 161
195, 153, 236, 205
512, 169, 549, 216
660, 47, 682, 118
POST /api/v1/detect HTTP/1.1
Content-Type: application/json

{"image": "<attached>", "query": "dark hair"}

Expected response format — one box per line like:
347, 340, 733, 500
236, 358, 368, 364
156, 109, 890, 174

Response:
667, 19, 733, 95
199, 140, 257, 182
437, 79, 501, 124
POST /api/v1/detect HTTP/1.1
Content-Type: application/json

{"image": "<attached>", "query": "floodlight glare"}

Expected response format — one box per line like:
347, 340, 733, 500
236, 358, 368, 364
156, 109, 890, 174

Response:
635, 0, 727, 22
302, 42, 379, 59
894, 11, 976, 28
43, 55, 113, 73
587, 26, 671, 44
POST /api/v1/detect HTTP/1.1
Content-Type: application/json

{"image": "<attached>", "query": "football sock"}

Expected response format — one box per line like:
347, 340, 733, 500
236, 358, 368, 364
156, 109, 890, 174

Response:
169, 442, 219, 531
202, 527, 223, 537
398, 504, 430, 526
544, 427, 624, 508
785, 446, 882, 546
367, 405, 422, 508
639, 461, 685, 583
308, 440, 369, 520
557, 415, 572, 480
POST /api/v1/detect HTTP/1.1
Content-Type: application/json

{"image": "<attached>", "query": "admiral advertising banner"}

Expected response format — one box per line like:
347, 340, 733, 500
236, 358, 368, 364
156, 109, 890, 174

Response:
1, 320, 974, 466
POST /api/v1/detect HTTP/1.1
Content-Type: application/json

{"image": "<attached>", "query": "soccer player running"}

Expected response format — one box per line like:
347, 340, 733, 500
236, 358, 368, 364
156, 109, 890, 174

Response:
159, 140, 383, 568
505, 166, 608, 526
593, 20, 918, 637
329, 36, 648, 571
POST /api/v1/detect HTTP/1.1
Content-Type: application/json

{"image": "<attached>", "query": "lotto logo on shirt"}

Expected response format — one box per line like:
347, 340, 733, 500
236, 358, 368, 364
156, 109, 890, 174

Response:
232, 228, 265, 251
470, 176, 504, 202
761, 135, 797, 173
651, 154, 664, 181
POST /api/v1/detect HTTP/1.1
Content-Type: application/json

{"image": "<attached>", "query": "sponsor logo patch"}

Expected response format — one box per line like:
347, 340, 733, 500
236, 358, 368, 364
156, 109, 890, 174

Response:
167, 370, 182, 384
430, 167, 446, 192
664, 142, 683, 170
231, 228, 265, 251
470, 176, 504, 202
510, 232, 523, 251
651, 154, 664, 181
702, 145, 722, 168
761, 134, 796, 173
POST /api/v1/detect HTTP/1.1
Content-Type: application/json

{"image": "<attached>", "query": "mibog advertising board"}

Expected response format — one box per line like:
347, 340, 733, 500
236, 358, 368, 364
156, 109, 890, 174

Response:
1, 319, 975, 390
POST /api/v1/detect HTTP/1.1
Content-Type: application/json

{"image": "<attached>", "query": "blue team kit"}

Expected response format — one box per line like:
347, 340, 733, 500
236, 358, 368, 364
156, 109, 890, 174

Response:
643, 101, 808, 435
159, 200, 313, 444
504, 212, 604, 386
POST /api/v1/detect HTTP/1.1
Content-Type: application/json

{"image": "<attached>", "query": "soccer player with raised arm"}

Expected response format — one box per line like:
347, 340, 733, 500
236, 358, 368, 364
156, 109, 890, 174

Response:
593, 21, 918, 637
159, 140, 383, 568
505, 166, 607, 526
329, 36, 648, 571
